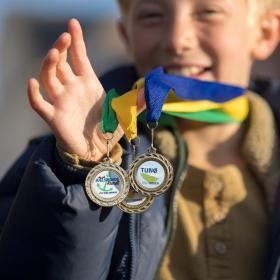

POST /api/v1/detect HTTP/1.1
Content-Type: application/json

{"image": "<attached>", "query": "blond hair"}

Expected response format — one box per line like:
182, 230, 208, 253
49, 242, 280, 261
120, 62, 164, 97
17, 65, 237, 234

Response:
262, 0, 280, 10
246, 0, 280, 25
117, 0, 280, 15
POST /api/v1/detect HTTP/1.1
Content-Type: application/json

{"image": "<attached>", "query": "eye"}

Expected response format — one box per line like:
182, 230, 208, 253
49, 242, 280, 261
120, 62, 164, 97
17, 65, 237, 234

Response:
194, 7, 224, 21
135, 6, 164, 26
138, 12, 164, 22
202, 9, 218, 14
198, 9, 219, 16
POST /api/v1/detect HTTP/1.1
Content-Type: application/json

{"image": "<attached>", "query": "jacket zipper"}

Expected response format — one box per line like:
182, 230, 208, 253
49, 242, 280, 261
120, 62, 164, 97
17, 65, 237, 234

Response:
129, 213, 136, 280
153, 130, 188, 279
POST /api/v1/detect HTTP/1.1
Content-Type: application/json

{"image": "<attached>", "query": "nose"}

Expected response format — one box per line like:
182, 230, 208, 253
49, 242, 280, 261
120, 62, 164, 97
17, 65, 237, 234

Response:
163, 13, 198, 55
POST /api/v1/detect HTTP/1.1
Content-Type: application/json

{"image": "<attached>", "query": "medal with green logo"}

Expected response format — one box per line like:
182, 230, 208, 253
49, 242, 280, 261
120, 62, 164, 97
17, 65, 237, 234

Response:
128, 122, 173, 196
124, 70, 175, 196
118, 139, 155, 212
85, 89, 129, 207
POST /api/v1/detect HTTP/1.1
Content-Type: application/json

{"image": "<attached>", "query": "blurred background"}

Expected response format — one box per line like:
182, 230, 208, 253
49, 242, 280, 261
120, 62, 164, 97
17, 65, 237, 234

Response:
0, 0, 129, 177
0, 0, 279, 177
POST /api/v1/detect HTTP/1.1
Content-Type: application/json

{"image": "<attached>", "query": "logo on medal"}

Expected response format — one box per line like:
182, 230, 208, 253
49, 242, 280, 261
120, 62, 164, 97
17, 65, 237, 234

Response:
140, 171, 159, 184
91, 170, 121, 199
85, 162, 130, 207
136, 160, 165, 190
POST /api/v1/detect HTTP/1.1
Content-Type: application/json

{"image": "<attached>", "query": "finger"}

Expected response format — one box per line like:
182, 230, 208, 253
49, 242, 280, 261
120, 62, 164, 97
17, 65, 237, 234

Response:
53, 32, 71, 62
56, 61, 75, 84
68, 18, 93, 75
53, 33, 75, 83
40, 48, 63, 95
28, 78, 54, 122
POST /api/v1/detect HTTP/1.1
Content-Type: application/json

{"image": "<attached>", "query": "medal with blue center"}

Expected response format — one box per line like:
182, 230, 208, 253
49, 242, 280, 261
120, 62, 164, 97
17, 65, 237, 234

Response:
85, 89, 129, 207
85, 138, 129, 207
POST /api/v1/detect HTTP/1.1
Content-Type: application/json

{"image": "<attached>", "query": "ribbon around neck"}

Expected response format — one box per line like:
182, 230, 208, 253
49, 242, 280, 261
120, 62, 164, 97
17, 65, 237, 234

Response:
144, 67, 245, 122
110, 67, 248, 142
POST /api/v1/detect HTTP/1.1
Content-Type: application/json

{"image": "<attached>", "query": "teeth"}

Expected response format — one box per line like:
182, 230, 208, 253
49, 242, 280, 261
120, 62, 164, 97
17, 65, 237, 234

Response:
167, 67, 204, 76
188, 67, 201, 75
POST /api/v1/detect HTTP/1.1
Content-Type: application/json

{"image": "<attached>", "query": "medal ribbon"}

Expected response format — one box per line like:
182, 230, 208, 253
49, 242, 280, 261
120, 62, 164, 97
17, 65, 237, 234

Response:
111, 67, 249, 142
111, 79, 144, 141
101, 88, 119, 134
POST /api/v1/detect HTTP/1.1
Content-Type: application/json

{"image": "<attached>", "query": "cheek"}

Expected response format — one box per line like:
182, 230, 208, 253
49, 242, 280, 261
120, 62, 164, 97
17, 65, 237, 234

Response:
199, 25, 253, 85
127, 29, 162, 74
130, 34, 152, 58
201, 23, 252, 61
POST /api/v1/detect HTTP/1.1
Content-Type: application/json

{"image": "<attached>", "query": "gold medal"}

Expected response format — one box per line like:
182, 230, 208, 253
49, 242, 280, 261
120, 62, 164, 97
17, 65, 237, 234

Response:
118, 188, 154, 213
128, 122, 173, 196
85, 132, 129, 207
128, 149, 173, 196
85, 160, 129, 207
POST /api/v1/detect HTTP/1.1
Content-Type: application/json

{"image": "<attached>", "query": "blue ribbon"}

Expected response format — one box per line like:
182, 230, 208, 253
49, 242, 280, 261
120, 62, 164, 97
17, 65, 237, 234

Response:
144, 67, 245, 123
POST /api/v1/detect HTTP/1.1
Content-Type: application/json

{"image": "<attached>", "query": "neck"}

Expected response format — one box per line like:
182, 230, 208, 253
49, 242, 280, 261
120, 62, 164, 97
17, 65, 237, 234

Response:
178, 119, 246, 170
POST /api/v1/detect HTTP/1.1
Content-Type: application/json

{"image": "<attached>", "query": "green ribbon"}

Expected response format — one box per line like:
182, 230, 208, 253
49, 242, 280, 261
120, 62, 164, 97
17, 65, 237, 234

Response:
101, 88, 119, 133
165, 109, 238, 123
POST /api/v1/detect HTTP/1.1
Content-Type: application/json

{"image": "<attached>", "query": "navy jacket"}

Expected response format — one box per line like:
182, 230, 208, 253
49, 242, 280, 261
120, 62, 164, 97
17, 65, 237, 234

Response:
0, 66, 280, 280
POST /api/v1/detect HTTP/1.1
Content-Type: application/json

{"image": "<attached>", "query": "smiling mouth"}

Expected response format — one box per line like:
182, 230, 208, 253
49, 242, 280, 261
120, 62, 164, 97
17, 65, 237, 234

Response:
165, 66, 212, 79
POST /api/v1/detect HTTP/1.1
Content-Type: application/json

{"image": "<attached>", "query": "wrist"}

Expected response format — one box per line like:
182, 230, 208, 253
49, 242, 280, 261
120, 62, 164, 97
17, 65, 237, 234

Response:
56, 142, 123, 169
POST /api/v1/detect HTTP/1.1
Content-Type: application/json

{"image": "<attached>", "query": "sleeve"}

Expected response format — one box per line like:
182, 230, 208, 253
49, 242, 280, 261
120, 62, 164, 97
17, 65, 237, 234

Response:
0, 136, 124, 280
0, 136, 44, 229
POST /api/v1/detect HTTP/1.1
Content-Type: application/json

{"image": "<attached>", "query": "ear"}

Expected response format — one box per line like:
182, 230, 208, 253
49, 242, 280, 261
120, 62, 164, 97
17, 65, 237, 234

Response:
252, 10, 280, 60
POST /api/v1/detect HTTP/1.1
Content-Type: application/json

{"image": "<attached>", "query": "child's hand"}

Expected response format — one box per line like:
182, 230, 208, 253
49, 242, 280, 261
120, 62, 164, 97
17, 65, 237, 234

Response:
27, 19, 125, 161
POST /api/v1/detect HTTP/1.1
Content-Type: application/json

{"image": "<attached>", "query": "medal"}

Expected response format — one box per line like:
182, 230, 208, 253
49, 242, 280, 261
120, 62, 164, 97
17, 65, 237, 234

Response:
118, 138, 154, 212
118, 188, 154, 213
85, 89, 129, 207
111, 75, 175, 197
128, 122, 173, 196
85, 162, 129, 207
124, 72, 176, 196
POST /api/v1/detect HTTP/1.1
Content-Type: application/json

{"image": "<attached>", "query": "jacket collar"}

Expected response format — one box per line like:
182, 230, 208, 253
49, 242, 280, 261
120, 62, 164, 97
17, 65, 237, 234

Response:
242, 92, 280, 213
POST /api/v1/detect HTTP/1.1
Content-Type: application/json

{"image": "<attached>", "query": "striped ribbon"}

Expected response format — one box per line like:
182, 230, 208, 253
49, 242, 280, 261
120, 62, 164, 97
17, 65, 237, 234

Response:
108, 68, 248, 142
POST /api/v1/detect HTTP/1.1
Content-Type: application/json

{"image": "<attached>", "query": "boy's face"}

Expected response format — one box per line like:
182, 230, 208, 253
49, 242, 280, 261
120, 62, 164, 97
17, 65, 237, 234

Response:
119, 0, 267, 87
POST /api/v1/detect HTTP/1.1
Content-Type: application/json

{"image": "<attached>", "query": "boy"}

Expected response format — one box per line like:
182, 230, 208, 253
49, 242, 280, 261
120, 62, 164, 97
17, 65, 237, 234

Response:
0, 0, 280, 279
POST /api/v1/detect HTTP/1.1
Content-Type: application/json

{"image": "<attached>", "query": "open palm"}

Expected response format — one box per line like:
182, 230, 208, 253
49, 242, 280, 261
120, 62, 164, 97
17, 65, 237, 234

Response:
27, 19, 124, 161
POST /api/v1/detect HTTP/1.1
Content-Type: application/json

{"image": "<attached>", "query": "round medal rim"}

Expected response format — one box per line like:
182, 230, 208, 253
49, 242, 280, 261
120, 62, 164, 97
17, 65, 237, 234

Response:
129, 152, 173, 196
118, 191, 155, 213
85, 163, 129, 207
